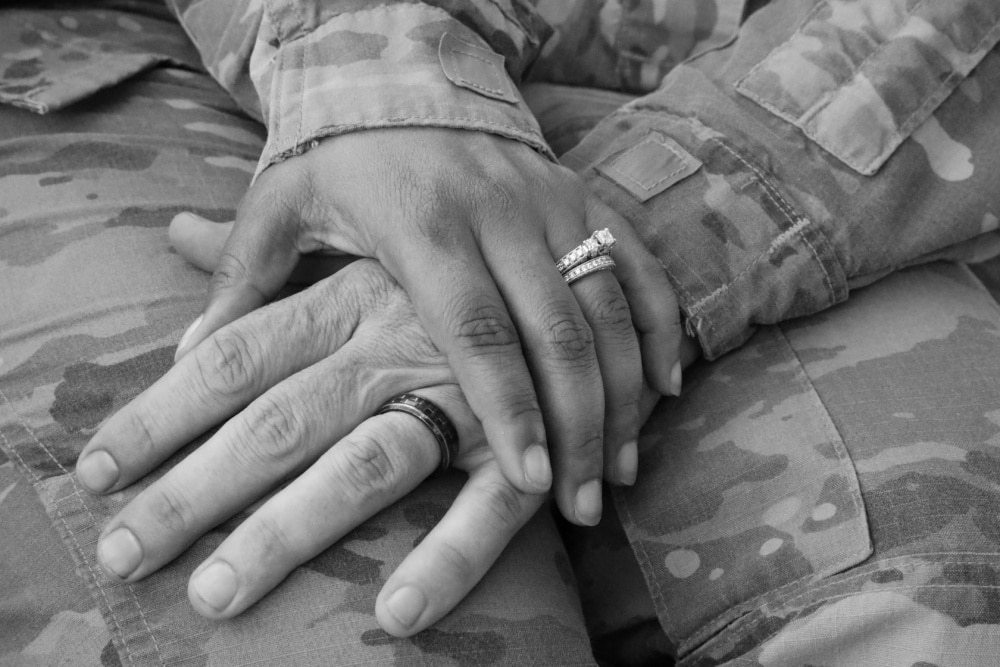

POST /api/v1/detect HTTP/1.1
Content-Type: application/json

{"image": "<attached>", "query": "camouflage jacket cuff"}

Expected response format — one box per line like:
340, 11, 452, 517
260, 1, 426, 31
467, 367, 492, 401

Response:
562, 108, 848, 361
254, 5, 554, 179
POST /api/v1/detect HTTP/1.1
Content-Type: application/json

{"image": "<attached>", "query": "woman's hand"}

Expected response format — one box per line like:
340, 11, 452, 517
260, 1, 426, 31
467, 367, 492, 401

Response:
170, 128, 683, 526
76, 259, 551, 636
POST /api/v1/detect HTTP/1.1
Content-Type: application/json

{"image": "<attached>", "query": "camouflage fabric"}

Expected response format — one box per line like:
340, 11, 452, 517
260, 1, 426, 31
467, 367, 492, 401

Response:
6, 0, 999, 357
658, 261, 1000, 666
161, 0, 559, 177
4, 2, 1000, 666
0, 3, 201, 114
529, 0, 747, 93
0, 48, 595, 666
735, 0, 1000, 175
562, 0, 1000, 359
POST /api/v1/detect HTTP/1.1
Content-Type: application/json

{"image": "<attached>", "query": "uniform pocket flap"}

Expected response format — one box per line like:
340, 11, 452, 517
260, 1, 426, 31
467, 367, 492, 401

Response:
0, 8, 200, 114
595, 132, 702, 202
438, 32, 518, 104
616, 326, 872, 653
736, 0, 1000, 175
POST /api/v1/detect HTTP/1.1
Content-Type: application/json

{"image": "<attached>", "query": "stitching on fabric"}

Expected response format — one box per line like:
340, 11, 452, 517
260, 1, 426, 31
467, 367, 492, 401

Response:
736, 0, 931, 173
687, 201, 805, 314
0, 390, 165, 666
776, 323, 870, 540
616, 321, 873, 652
739, 0, 1000, 175
893, 18, 1000, 144
611, 487, 680, 632
449, 47, 504, 96
267, 115, 555, 167
687, 572, 1000, 664
736, 0, 827, 104
804, 0, 928, 126
603, 139, 690, 191
582, 109, 838, 354
676, 329, 871, 653
709, 555, 1000, 657
0, 398, 138, 665
452, 48, 497, 68
743, 554, 1000, 628
739, 0, 924, 128
686, 139, 837, 318
823, 11, 1000, 173
296, 34, 306, 146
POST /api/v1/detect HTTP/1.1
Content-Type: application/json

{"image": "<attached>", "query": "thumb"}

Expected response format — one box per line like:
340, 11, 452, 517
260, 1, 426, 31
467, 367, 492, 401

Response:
174, 192, 300, 362
169, 213, 234, 273
170, 212, 361, 288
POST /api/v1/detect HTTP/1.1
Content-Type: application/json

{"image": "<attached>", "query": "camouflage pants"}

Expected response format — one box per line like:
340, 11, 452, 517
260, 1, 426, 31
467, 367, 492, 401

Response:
3, 15, 1000, 667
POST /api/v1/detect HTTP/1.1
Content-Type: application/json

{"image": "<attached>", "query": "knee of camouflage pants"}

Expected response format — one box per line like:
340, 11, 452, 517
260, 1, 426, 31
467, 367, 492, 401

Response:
0, 9, 596, 666
593, 260, 1000, 666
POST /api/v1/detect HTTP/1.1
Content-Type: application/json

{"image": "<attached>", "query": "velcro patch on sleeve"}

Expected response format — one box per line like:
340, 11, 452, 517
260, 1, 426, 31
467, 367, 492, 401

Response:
438, 32, 518, 104
596, 133, 702, 202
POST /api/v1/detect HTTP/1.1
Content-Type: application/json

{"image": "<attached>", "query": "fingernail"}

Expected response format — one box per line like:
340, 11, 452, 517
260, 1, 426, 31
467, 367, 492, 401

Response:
175, 314, 203, 361
77, 450, 119, 493
98, 527, 142, 579
617, 441, 638, 486
192, 560, 238, 611
574, 479, 603, 526
522, 444, 552, 491
385, 585, 427, 629
669, 361, 683, 397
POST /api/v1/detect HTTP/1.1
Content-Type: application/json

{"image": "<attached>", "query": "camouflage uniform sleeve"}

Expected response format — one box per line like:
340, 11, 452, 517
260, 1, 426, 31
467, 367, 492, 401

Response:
559, 0, 1000, 360
164, 0, 557, 177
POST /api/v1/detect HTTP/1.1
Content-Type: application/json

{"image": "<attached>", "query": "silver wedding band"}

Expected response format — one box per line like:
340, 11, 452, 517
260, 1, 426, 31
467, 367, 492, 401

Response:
563, 255, 616, 285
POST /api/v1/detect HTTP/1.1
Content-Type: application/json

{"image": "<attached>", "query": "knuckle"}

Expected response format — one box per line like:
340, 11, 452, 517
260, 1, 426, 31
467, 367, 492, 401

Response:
248, 515, 298, 564
609, 393, 642, 432
234, 394, 305, 470
490, 395, 544, 430
124, 406, 159, 457
450, 297, 520, 355
474, 479, 527, 531
475, 175, 518, 216
397, 174, 464, 244
590, 291, 634, 336
408, 205, 460, 251
433, 539, 476, 586
210, 251, 252, 293
350, 259, 396, 296
332, 434, 400, 498
564, 430, 604, 459
540, 309, 594, 366
193, 329, 261, 400
341, 259, 399, 315
148, 484, 198, 535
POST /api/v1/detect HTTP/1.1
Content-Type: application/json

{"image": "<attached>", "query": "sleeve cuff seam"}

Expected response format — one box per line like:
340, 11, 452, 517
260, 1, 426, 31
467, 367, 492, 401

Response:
259, 117, 555, 176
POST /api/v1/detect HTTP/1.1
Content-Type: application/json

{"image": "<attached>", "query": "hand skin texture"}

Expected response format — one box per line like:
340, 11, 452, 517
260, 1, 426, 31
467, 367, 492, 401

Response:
167, 127, 684, 526
78, 256, 537, 636
75, 213, 699, 635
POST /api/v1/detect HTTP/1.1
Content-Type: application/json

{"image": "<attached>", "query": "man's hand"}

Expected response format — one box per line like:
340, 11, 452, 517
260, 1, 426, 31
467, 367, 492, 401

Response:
76, 259, 550, 636
170, 128, 683, 526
